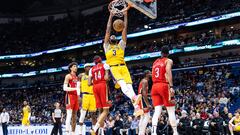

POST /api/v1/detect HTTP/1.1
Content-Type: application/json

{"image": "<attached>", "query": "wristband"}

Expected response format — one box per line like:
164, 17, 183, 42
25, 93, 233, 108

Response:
170, 86, 174, 88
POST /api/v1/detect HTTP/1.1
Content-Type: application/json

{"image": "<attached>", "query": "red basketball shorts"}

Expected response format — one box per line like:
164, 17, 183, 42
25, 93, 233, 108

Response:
151, 82, 175, 107
65, 93, 79, 111
93, 82, 111, 109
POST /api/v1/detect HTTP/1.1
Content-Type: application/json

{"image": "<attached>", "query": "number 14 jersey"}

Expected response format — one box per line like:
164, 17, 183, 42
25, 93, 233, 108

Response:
89, 63, 110, 84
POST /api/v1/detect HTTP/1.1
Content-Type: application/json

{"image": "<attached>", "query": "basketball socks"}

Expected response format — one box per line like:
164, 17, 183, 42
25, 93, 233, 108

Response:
66, 110, 72, 133
167, 106, 178, 135
152, 106, 162, 134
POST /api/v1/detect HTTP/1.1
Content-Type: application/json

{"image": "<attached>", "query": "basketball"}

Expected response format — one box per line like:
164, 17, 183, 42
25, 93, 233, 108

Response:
113, 19, 124, 32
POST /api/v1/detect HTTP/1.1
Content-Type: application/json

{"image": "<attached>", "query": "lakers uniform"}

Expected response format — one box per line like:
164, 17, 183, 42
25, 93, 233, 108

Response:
234, 116, 240, 131
104, 40, 132, 84
81, 73, 96, 112
22, 105, 30, 126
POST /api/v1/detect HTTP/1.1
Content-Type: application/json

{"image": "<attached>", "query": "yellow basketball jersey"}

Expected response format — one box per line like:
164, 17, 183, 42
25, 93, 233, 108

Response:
234, 117, 240, 131
81, 73, 93, 94
106, 44, 125, 66
23, 106, 30, 118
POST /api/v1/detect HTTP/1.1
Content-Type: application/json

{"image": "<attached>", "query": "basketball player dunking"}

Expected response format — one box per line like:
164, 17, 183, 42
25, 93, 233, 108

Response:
138, 70, 151, 135
104, 7, 143, 116
63, 62, 80, 135
151, 46, 179, 135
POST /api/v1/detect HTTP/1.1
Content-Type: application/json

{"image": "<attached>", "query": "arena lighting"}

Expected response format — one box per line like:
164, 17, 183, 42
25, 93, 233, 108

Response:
0, 39, 240, 78
0, 11, 240, 60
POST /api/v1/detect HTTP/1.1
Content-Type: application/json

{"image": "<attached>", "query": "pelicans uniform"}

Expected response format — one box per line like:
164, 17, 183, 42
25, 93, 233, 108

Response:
89, 63, 111, 109
233, 116, 240, 131
22, 105, 31, 126
65, 74, 79, 111
151, 57, 175, 107
138, 80, 150, 113
80, 73, 96, 112
104, 40, 132, 84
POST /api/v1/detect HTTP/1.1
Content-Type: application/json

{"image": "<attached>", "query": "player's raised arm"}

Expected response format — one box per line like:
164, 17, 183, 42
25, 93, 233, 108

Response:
104, 13, 114, 45
122, 9, 128, 43
63, 74, 77, 91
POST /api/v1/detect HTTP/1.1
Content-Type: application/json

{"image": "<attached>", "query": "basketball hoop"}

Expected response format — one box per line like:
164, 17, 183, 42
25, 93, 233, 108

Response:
108, 0, 129, 17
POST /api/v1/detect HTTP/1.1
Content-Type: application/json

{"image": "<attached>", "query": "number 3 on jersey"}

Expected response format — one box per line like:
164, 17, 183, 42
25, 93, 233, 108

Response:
94, 70, 102, 80
113, 50, 116, 56
155, 67, 160, 78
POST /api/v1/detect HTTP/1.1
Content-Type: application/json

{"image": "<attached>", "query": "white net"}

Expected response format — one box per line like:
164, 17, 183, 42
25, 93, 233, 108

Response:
108, 0, 128, 17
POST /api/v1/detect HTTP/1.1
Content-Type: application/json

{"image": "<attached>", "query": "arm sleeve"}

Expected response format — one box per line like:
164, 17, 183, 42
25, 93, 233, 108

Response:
103, 43, 109, 53
89, 68, 93, 77
119, 40, 126, 50
103, 64, 110, 70
76, 81, 80, 96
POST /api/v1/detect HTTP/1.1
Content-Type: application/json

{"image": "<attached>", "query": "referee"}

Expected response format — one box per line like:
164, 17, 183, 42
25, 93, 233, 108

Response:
0, 108, 9, 135
51, 102, 63, 135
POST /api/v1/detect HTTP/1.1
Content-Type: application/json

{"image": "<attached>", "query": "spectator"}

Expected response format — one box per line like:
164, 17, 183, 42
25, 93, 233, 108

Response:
209, 111, 224, 135
178, 110, 192, 135
113, 115, 123, 135
106, 116, 115, 135
192, 113, 204, 135
130, 116, 138, 135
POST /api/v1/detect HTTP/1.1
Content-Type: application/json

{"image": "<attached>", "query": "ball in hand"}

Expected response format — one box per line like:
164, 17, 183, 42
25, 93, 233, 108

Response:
113, 19, 124, 32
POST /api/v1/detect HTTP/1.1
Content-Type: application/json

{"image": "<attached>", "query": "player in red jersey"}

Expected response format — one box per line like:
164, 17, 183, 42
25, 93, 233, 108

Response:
151, 46, 178, 135
63, 62, 80, 135
88, 55, 111, 135
138, 70, 151, 135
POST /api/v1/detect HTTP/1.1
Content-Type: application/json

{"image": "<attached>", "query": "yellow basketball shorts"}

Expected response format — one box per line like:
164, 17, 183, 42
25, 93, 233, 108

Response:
110, 65, 132, 84
22, 118, 30, 126
81, 94, 96, 112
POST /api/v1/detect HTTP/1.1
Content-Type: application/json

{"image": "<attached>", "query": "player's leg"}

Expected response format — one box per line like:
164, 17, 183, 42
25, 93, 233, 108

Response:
71, 110, 77, 134
79, 108, 87, 135
229, 124, 234, 135
151, 83, 163, 135
88, 94, 97, 130
121, 66, 143, 116
166, 107, 178, 135
79, 94, 89, 135
65, 94, 73, 134
111, 66, 140, 103
66, 109, 72, 134
139, 112, 150, 135
122, 66, 142, 105
93, 84, 110, 134
161, 84, 178, 135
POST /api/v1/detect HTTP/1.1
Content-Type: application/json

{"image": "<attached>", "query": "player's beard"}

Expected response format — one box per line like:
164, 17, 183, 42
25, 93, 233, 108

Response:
110, 39, 118, 44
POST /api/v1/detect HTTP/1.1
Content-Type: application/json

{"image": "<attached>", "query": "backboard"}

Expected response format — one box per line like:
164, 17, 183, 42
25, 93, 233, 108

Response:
125, 0, 157, 19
